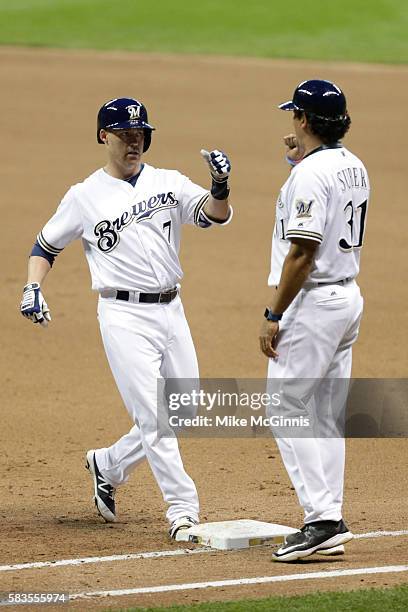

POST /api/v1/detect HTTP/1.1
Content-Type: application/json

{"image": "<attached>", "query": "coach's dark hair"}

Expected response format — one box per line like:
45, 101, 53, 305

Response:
294, 109, 351, 143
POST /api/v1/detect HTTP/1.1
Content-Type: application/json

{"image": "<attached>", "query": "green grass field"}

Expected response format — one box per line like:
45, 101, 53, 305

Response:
0, 0, 407, 63
116, 584, 408, 611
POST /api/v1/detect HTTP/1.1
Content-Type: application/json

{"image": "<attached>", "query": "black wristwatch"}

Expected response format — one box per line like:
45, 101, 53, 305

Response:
264, 308, 283, 322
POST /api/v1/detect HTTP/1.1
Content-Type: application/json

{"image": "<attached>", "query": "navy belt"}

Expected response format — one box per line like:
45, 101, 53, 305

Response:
317, 277, 353, 286
274, 278, 354, 290
116, 288, 178, 304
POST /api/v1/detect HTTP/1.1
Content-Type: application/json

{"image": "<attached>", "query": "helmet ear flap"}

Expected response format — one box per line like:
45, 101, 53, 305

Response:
143, 129, 152, 152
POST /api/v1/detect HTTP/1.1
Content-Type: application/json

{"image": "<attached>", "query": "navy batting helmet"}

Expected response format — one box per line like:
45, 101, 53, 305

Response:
97, 97, 155, 151
279, 79, 347, 120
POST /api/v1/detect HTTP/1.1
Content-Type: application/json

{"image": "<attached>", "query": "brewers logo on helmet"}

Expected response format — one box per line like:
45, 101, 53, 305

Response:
97, 97, 155, 151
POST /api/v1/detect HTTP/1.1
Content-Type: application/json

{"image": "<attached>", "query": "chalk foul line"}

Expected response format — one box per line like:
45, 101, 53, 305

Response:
0, 547, 213, 572
70, 565, 408, 600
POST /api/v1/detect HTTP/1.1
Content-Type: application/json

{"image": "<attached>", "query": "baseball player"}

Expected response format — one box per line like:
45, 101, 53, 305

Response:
260, 80, 369, 561
20, 97, 232, 539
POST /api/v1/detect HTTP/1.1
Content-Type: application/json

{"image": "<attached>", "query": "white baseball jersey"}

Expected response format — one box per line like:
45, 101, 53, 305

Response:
38, 164, 232, 292
269, 145, 370, 286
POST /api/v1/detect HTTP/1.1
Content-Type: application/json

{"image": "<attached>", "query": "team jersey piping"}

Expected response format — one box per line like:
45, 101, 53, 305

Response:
286, 229, 323, 243
193, 193, 210, 225
37, 231, 63, 255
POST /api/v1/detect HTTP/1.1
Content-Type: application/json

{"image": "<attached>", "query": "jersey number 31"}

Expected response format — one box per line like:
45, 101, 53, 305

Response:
339, 199, 368, 252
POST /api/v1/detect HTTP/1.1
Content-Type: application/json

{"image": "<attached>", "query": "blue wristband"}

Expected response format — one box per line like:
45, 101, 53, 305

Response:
264, 308, 283, 322
285, 155, 303, 167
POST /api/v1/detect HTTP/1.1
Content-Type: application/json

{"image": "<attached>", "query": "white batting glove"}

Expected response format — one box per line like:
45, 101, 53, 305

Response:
200, 149, 231, 182
20, 282, 51, 328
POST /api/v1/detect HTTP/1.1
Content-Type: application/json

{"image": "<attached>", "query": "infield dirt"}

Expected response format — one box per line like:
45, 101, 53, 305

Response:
1, 48, 407, 609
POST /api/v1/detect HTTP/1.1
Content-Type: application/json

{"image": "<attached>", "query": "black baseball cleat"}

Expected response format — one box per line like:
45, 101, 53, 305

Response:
85, 450, 117, 523
273, 519, 353, 562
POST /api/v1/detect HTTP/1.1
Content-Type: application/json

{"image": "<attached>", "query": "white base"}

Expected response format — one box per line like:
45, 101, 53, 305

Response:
175, 519, 298, 550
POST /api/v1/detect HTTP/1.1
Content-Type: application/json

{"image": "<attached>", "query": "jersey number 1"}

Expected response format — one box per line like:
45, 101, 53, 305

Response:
339, 199, 367, 251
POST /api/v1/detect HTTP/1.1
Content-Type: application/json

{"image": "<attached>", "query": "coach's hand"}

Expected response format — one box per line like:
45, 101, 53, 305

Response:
259, 319, 279, 359
284, 134, 304, 164
20, 282, 51, 328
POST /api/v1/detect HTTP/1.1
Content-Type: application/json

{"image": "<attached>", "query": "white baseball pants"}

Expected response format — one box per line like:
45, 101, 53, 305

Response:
94, 295, 199, 524
267, 280, 363, 523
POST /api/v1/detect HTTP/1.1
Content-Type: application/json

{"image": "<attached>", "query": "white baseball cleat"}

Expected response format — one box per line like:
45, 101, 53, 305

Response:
85, 450, 117, 523
169, 516, 198, 540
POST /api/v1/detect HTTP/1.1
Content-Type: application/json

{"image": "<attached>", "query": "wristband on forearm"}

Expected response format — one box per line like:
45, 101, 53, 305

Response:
264, 308, 283, 322
211, 177, 230, 200
285, 155, 303, 167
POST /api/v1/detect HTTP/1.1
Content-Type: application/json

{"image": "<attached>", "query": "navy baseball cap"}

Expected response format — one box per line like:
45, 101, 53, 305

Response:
97, 97, 155, 144
279, 79, 347, 119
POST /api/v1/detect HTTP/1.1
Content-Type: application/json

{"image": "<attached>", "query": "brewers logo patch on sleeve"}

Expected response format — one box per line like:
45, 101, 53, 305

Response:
295, 199, 313, 218
286, 183, 326, 245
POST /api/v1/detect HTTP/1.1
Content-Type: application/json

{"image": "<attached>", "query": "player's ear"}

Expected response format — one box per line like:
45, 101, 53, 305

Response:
300, 113, 308, 129
99, 129, 108, 144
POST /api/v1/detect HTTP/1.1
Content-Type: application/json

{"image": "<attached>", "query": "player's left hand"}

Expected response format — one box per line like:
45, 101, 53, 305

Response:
20, 282, 51, 328
200, 149, 231, 182
259, 319, 279, 358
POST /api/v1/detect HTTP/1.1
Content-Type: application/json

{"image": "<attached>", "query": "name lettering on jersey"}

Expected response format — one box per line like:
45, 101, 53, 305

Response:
94, 191, 178, 252
295, 199, 313, 218
337, 167, 368, 192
